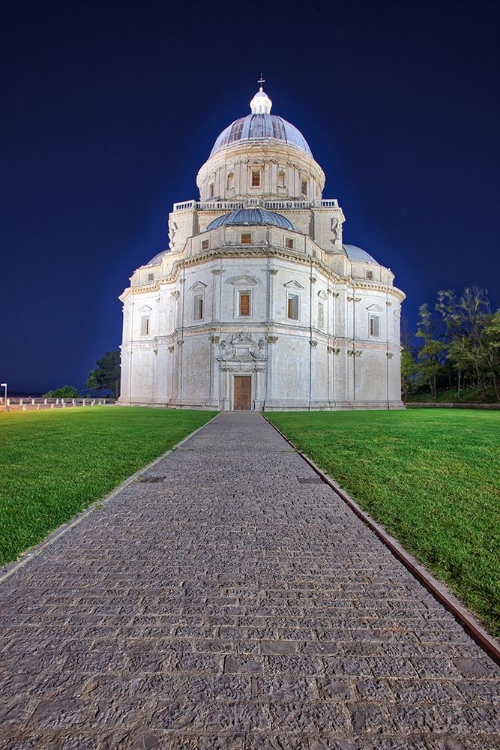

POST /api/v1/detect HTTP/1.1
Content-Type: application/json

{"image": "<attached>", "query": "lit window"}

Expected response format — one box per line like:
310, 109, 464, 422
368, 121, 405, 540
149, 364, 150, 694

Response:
369, 314, 380, 337
240, 232, 252, 244
201, 239, 209, 251
318, 303, 325, 330
285, 237, 294, 249
366, 270, 373, 280
239, 291, 251, 316
141, 316, 150, 336
287, 293, 299, 320
301, 179, 308, 196
193, 294, 204, 321
251, 169, 261, 187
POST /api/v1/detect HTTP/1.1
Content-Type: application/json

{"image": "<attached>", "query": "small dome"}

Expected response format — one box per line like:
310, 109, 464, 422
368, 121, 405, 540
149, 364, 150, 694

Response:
146, 249, 168, 266
206, 207, 298, 231
343, 244, 379, 265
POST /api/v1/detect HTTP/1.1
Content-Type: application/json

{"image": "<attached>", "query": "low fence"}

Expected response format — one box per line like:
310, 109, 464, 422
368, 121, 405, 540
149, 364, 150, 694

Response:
0, 398, 116, 413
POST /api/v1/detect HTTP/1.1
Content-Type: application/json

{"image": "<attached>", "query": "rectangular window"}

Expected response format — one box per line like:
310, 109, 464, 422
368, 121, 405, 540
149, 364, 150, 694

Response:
365, 270, 373, 280
251, 170, 261, 187
287, 293, 299, 321
285, 237, 294, 249
301, 179, 308, 196
369, 314, 380, 337
318, 302, 325, 330
240, 232, 252, 244
239, 291, 251, 316
208, 183, 214, 198
141, 316, 150, 336
201, 239, 209, 251
193, 294, 204, 321
147, 272, 154, 282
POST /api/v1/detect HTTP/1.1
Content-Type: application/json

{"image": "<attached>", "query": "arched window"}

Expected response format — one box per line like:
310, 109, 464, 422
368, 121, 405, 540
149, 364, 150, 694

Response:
278, 170, 286, 188
227, 173, 234, 190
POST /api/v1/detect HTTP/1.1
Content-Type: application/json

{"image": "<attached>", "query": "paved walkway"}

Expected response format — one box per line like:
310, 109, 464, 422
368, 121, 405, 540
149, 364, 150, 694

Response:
1, 412, 499, 748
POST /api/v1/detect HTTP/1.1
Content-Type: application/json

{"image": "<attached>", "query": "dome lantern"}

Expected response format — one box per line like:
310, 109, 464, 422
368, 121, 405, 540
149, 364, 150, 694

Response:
250, 78, 272, 114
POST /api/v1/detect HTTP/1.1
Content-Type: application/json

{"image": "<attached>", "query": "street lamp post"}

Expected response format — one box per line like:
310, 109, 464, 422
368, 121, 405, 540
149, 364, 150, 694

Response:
1, 383, 7, 411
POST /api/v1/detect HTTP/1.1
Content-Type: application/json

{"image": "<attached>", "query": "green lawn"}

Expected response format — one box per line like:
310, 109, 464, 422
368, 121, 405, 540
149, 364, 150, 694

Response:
0, 407, 216, 567
267, 410, 500, 638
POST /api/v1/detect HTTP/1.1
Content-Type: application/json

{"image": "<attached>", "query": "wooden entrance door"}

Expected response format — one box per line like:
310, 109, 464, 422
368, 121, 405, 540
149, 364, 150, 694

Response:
234, 376, 251, 410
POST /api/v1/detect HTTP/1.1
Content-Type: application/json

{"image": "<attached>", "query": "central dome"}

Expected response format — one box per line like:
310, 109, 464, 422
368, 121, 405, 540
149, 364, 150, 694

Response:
210, 86, 313, 158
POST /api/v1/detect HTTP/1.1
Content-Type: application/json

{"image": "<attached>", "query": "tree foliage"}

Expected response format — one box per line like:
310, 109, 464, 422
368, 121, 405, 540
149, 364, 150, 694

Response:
86, 351, 121, 397
43, 385, 80, 399
404, 288, 500, 402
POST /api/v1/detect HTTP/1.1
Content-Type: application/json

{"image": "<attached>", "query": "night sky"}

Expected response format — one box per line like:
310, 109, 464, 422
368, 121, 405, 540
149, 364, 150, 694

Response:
2, 0, 498, 394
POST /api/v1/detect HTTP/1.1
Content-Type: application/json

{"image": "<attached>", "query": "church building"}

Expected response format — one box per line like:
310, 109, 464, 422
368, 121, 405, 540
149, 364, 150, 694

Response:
119, 84, 405, 410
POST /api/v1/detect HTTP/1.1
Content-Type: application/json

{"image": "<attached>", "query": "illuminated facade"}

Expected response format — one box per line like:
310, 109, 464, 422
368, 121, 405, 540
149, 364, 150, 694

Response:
119, 85, 405, 410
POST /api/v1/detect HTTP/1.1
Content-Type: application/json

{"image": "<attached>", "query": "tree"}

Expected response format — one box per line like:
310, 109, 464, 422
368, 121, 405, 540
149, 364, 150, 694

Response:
446, 287, 493, 396
43, 385, 80, 399
415, 303, 446, 399
482, 310, 500, 400
401, 347, 421, 400
86, 351, 121, 397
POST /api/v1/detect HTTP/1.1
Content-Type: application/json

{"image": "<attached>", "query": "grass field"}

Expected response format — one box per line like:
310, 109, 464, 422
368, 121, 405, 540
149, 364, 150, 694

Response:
267, 409, 500, 638
0, 407, 216, 567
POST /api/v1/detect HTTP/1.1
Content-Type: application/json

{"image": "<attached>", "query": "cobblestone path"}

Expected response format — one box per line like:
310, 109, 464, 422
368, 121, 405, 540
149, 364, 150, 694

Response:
1, 412, 499, 748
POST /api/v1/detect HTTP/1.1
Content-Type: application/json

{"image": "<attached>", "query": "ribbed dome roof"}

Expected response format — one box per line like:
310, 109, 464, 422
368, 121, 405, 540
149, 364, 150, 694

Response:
210, 114, 312, 158
206, 207, 297, 231
343, 244, 379, 265
210, 85, 312, 158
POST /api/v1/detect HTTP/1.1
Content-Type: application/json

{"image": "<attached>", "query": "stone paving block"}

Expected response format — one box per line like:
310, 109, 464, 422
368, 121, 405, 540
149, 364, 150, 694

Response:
0, 412, 499, 748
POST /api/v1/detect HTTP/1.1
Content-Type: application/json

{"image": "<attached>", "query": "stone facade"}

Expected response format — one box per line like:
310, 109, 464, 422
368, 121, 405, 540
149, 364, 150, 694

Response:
119, 86, 405, 410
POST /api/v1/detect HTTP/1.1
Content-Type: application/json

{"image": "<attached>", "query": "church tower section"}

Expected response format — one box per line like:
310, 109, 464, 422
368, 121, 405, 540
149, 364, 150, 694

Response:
119, 84, 405, 410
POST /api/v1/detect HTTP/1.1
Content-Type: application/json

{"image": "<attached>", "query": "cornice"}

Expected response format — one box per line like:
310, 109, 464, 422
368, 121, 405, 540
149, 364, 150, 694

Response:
123, 246, 405, 304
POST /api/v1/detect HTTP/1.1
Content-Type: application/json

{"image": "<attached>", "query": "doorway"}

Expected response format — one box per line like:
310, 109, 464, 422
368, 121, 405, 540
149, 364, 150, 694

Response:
233, 376, 251, 410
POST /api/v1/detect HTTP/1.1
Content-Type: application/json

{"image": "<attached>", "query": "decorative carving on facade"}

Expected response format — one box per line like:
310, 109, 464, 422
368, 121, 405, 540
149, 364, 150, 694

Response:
266, 335, 278, 343
327, 346, 340, 354
386, 352, 394, 359
168, 346, 174, 353
226, 275, 258, 286
209, 335, 220, 344
171, 291, 180, 299
310, 340, 318, 348
269, 268, 279, 275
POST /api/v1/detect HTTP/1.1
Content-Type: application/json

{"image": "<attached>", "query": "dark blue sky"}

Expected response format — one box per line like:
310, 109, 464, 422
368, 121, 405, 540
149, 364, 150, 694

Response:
1, 0, 498, 393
